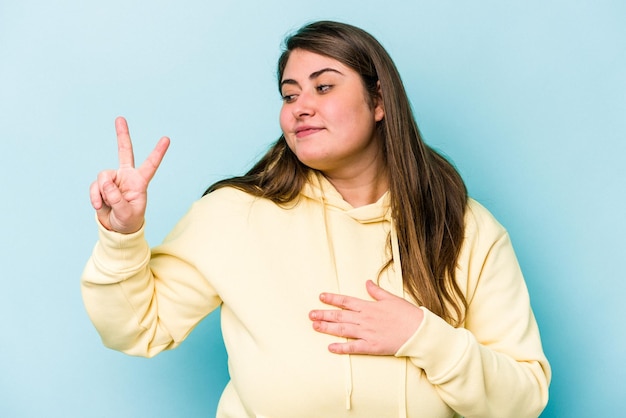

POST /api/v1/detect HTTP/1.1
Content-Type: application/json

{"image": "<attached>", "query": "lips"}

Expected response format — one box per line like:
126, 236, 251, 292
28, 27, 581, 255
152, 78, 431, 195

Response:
295, 126, 323, 138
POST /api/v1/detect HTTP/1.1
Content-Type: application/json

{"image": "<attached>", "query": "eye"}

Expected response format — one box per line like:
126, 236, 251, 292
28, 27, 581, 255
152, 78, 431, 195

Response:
316, 84, 332, 93
282, 94, 298, 104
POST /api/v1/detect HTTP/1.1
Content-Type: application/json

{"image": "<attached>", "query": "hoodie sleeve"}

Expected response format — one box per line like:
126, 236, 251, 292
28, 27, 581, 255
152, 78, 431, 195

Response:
81, 208, 221, 358
395, 201, 551, 418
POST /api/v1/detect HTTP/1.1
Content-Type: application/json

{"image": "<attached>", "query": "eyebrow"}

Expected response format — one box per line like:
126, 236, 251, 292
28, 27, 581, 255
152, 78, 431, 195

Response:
280, 67, 344, 88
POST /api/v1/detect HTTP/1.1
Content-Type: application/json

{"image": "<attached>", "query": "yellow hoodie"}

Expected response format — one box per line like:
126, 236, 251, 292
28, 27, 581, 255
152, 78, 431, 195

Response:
81, 174, 550, 418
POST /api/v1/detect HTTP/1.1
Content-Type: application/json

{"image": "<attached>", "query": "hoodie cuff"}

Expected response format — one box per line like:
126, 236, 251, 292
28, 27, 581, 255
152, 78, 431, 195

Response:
395, 307, 472, 384
87, 216, 151, 284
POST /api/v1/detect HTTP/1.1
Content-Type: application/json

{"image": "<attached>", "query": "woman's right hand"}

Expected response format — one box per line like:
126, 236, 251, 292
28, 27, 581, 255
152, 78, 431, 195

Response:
89, 117, 170, 234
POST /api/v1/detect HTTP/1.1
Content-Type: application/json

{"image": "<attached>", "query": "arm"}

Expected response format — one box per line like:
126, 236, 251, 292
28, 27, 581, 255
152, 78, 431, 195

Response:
81, 219, 220, 357
396, 228, 550, 418
82, 117, 220, 357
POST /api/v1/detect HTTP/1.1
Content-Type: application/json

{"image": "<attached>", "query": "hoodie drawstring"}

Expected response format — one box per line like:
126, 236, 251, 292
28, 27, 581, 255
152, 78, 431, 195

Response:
390, 219, 408, 417
316, 174, 354, 410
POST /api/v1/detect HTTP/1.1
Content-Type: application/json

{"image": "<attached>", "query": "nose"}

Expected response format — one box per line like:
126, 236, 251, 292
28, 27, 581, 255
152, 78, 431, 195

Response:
292, 91, 316, 119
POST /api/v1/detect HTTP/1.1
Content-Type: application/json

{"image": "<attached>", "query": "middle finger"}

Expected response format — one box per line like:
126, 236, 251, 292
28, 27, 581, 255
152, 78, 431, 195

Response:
309, 308, 360, 324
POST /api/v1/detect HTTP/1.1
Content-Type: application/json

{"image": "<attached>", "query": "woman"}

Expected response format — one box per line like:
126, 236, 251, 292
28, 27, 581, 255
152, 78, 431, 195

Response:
83, 21, 550, 418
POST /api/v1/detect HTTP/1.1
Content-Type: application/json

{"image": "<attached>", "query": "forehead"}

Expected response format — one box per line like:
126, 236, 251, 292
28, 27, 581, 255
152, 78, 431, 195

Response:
281, 49, 351, 80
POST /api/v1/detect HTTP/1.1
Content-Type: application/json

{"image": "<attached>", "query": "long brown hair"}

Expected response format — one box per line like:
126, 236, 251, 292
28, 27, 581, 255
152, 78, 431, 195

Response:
206, 21, 468, 325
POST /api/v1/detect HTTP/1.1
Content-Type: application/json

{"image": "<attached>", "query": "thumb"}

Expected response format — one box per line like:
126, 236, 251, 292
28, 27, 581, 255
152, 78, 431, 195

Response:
99, 179, 137, 230
365, 280, 395, 301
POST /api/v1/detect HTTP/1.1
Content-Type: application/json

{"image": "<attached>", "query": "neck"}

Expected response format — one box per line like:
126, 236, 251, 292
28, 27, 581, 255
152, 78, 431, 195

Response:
323, 165, 388, 208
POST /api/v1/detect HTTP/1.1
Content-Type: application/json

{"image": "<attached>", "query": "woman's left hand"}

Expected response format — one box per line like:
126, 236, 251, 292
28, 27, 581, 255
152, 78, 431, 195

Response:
309, 280, 424, 355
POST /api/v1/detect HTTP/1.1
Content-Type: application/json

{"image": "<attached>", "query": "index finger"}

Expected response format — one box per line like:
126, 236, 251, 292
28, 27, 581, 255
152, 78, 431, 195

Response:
115, 116, 135, 169
319, 292, 363, 312
137, 136, 170, 182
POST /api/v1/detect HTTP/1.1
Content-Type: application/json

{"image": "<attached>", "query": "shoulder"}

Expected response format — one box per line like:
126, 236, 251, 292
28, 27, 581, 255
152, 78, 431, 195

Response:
163, 187, 269, 243
188, 186, 303, 225
458, 199, 512, 275
200, 186, 258, 205
192, 186, 267, 214
464, 198, 508, 244
167, 187, 261, 233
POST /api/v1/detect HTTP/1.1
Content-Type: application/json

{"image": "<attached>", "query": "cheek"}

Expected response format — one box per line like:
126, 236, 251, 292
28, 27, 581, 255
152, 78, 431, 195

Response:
279, 107, 291, 134
278, 109, 296, 152
326, 97, 368, 128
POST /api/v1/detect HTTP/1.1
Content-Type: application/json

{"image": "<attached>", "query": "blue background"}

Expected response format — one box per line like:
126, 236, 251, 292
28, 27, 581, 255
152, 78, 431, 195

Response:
1, 1, 624, 416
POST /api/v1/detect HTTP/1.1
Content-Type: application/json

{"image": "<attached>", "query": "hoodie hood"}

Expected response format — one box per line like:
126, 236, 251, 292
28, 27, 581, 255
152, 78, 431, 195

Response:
301, 171, 392, 224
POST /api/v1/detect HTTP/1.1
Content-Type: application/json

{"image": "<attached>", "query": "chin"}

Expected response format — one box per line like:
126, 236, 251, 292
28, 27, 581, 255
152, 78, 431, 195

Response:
294, 152, 333, 171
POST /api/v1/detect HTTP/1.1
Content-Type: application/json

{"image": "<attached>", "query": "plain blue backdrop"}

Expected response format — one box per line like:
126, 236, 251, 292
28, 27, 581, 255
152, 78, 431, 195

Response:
1, 1, 624, 417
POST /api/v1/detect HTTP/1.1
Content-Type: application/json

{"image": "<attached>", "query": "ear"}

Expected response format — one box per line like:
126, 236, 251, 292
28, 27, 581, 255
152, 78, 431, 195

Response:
374, 81, 385, 122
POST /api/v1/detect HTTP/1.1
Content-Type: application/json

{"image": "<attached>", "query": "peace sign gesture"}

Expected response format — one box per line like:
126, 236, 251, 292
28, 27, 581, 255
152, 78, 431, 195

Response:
89, 117, 170, 234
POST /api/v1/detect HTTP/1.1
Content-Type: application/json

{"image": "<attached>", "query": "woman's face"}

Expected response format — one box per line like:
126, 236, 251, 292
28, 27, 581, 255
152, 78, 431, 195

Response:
279, 49, 385, 179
